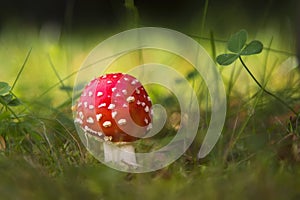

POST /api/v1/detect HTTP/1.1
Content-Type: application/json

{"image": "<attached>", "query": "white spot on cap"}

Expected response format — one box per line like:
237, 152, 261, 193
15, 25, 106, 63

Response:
89, 105, 94, 109
147, 96, 151, 102
113, 75, 117, 78
150, 108, 154, 116
102, 75, 107, 78
84, 102, 88, 108
124, 77, 129, 81
74, 118, 83, 124
77, 102, 82, 107
122, 103, 128, 108
126, 96, 135, 103
118, 119, 127, 125
116, 93, 121, 97
98, 103, 106, 108
112, 87, 117, 92
108, 104, 115, 110
122, 89, 127, 95
97, 132, 103, 137
131, 79, 138, 85
96, 114, 102, 121
137, 100, 141, 105
135, 88, 140, 94
88, 91, 93, 97
111, 111, 117, 118
107, 80, 112, 84
144, 106, 149, 113
144, 118, 149, 124
117, 80, 121, 83
97, 91, 103, 97
79, 111, 84, 119
86, 117, 94, 124
103, 121, 112, 128
141, 102, 146, 107
82, 92, 87, 97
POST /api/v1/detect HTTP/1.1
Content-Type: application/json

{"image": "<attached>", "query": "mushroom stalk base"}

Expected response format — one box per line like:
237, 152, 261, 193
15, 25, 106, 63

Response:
103, 142, 138, 168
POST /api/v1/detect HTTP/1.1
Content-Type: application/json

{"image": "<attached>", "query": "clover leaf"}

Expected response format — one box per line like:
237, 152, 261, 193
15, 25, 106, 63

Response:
227, 29, 248, 53
216, 54, 239, 65
240, 40, 263, 55
216, 30, 263, 66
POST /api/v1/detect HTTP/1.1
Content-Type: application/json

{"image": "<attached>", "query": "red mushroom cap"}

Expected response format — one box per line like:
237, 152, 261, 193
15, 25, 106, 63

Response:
74, 73, 152, 142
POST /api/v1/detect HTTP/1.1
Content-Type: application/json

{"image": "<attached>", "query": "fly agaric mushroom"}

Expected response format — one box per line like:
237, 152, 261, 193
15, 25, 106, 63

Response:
74, 73, 152, 167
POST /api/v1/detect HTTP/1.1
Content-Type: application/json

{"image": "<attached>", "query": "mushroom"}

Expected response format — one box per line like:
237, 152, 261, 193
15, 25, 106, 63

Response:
74, 73, 152, 168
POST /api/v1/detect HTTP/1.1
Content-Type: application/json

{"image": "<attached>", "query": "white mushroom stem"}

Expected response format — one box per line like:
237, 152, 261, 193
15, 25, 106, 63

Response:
103, 142, 138, 168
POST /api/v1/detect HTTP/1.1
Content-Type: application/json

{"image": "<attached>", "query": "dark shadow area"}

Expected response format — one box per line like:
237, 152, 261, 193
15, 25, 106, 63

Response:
0, 0, 296, 28
0, 0, 298, 60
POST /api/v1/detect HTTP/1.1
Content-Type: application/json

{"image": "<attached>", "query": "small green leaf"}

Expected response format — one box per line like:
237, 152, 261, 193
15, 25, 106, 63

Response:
8, 98, 21, 107
1, 94, 13, 104
216, 54, 239, 65
59, 85, 73, 92
240, 40, 263, 55
227, 30, 248, 53
0, 82, 11, 96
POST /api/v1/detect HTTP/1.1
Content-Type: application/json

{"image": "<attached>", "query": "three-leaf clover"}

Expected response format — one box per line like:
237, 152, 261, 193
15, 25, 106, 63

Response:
216, 30, 263, 65
216, 29, 298, 116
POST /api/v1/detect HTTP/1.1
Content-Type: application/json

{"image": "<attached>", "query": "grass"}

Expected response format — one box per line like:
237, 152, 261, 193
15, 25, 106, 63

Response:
1, 18, 300, 199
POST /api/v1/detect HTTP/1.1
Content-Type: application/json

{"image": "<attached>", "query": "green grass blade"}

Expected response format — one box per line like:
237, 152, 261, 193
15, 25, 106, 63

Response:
48, 54, 71, 98
11, 48, 32, 91
210, 30, 216, 61
200, 0, 209, 35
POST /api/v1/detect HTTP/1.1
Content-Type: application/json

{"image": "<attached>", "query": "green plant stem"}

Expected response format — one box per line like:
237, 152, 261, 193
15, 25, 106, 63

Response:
238, 56, 298, 115
0, 97, 20, 122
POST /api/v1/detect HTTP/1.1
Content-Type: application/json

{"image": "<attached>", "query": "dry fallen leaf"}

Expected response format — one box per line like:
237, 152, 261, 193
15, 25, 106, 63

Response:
169, 112, 181, 130
0, 136, 6, 151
